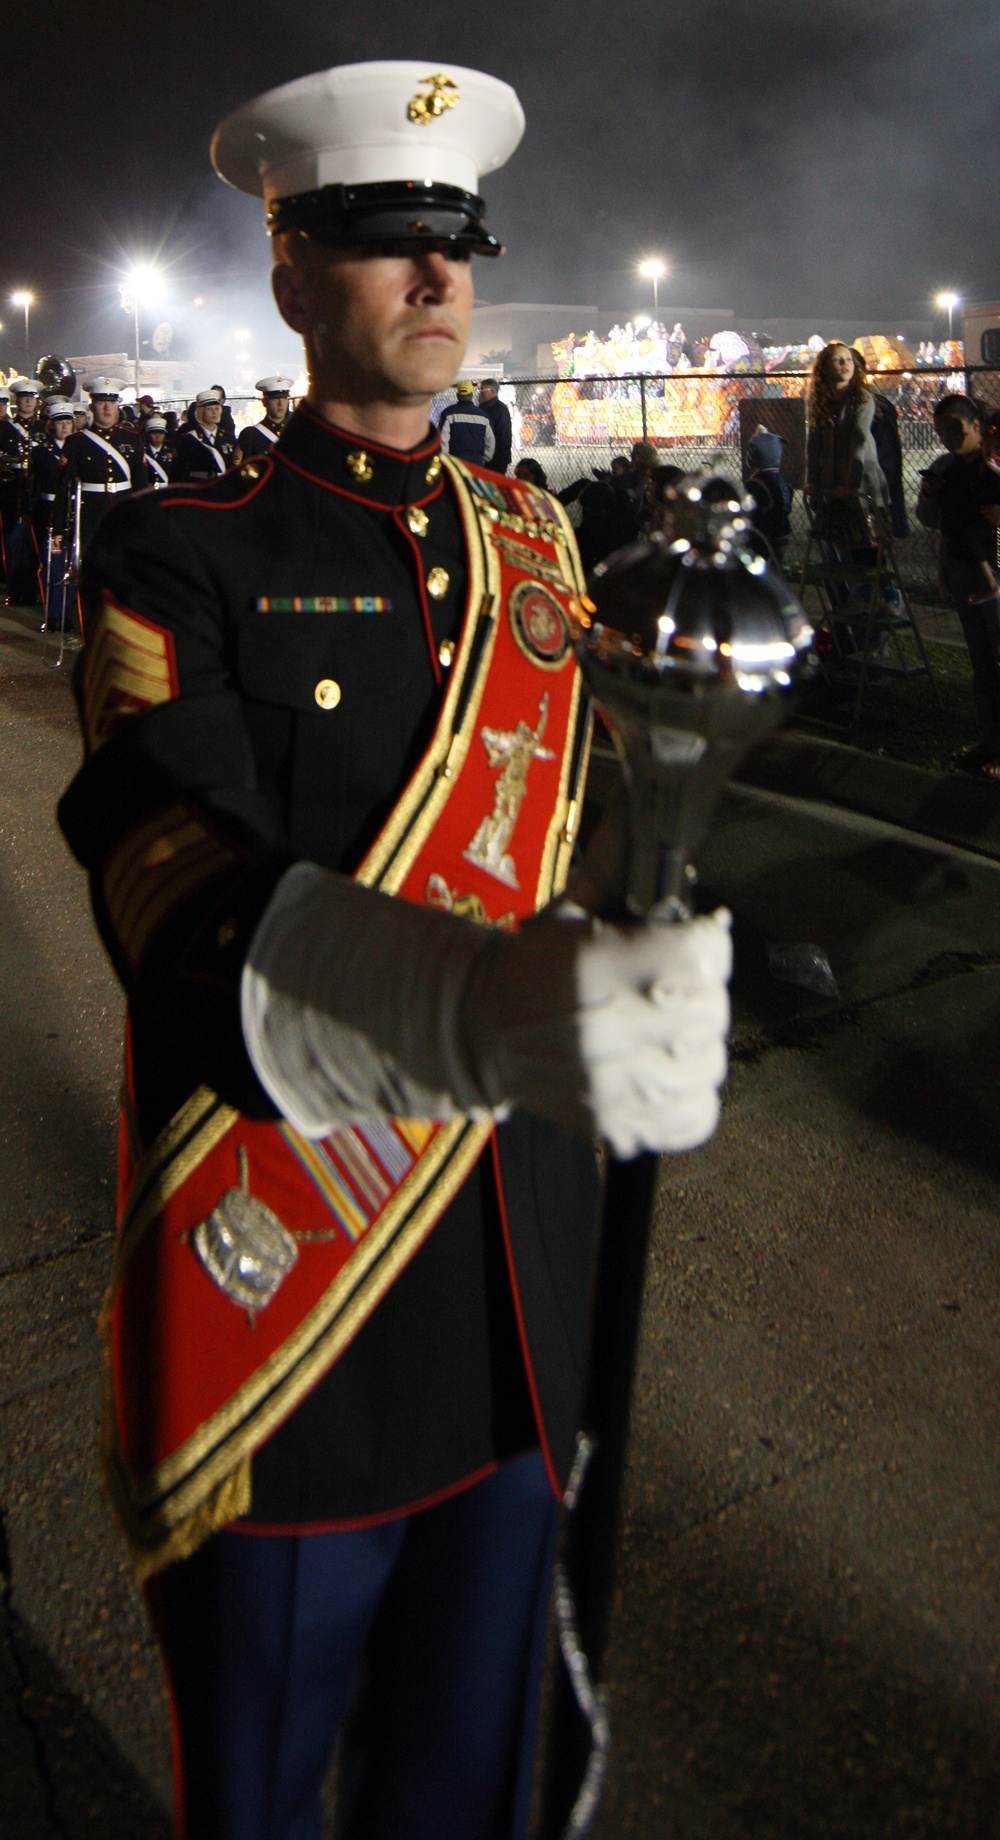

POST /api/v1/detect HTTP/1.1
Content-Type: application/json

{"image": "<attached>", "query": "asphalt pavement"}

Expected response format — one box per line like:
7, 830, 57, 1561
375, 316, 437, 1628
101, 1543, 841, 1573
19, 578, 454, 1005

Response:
1, 611, 999, 1838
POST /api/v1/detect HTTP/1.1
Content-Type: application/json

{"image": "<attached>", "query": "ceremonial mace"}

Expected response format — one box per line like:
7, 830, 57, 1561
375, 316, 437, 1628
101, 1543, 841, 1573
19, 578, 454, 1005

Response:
536, 475, 815, 1837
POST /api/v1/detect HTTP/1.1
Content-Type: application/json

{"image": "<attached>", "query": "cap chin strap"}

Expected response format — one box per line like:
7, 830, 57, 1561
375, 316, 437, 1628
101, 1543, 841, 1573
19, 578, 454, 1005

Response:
266, 178, 502, 257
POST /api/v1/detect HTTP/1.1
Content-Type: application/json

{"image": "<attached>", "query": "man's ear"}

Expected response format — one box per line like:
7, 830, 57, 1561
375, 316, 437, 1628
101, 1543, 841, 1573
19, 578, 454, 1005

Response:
271, 237, 313, 336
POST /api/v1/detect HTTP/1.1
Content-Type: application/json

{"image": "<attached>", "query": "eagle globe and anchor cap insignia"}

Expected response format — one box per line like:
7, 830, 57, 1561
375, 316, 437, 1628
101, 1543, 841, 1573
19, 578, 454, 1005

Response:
407, 73, 460, 124
508, 579, 572, 670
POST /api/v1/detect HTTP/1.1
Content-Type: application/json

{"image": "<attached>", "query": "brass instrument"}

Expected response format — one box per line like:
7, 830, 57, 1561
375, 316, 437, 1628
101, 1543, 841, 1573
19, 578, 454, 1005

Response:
64, 477, 83, 589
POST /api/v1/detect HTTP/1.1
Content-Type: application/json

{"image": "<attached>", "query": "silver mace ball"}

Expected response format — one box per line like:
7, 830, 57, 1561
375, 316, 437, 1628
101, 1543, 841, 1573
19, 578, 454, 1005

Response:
569, 472, 816, 920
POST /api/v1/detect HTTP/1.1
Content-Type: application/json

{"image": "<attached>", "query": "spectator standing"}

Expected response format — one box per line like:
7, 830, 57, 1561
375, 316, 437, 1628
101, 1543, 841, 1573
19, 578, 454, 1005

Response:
514, 457, 548, 488
477, 377, 512, 474
806, 341, 887, 516
917, 393, 1000, 775
743, 425, 793, 564
852, 350, 908, 538
437, 379, 496, 466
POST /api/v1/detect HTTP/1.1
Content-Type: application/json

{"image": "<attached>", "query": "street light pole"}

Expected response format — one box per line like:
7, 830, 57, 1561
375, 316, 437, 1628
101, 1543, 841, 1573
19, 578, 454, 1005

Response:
11, 292, 33, 365
638, 258, 667, 324
936, 290, 960, 344
133, 297, 141, 396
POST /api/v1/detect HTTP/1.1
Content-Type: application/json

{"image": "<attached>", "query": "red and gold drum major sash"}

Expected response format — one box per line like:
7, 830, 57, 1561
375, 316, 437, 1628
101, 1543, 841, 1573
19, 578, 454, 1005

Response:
105, 458, 593, 1575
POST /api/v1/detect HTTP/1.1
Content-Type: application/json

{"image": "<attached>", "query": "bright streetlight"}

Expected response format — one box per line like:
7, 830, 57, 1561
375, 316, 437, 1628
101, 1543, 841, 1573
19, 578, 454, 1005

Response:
638, 258, 667, 317
11, 291, 34, 363
936, 290, 960, 340
120, 265, 164, 395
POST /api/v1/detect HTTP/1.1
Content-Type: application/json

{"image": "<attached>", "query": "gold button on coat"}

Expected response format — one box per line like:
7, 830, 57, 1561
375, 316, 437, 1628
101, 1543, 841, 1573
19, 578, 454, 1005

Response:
426, 566, 450, 600
314, 678, 342, 710
425, 455, 442, 483
406, 506, 429, 537
438, 639, 455, 669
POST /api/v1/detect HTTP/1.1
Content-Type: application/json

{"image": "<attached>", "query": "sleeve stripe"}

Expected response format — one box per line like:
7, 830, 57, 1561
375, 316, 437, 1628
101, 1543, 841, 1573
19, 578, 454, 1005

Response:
82, 593, 179, 751
104, 804, 238, 970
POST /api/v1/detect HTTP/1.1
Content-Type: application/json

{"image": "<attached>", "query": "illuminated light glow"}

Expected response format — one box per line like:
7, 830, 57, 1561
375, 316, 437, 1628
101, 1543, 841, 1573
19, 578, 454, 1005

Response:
192, 295, 205, 307
122, 264, 164, 311
730, 639, 797, 663
11, 290, 33, 308
745, 554, 767, 575
657, 614, 676, 635
935, 291, 960, 311
235, 328, 252, 341
702, 635, 718, 652
774, 671, 792, 687
638, 259, 667, 281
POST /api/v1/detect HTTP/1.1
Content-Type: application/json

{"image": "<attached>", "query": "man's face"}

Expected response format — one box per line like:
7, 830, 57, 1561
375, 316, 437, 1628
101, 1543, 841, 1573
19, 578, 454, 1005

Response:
16, 395, 37, 421
263, 391, 290, 422
935, 410, 981, 457
479, 382, 496, 401
197, 400, 223, 430
92, 397, 119, 429
273, 238, 473, 404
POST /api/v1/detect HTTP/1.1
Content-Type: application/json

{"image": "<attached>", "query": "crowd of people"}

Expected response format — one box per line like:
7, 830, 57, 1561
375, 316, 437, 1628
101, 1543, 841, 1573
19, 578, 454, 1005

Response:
0, 371, 296, 635
2, 336, 998, 769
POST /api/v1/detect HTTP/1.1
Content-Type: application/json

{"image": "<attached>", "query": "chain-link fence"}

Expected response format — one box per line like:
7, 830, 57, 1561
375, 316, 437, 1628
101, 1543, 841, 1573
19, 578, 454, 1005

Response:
492, 366, 1000, 599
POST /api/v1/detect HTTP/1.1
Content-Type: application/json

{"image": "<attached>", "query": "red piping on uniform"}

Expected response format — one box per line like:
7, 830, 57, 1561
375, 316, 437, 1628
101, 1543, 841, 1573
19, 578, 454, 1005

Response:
231, 1460, 499, 1537
490, 1136, 563, 1502
274, 447, 444, 516
392, 509, 442, 684
161, 457, 275, 510
298, 398, 440, 463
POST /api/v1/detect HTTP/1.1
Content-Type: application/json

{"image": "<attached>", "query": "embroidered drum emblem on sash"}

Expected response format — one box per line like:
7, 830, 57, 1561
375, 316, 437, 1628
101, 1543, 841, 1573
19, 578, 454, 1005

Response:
463, 694, 555, 890
508, 580, 571, 670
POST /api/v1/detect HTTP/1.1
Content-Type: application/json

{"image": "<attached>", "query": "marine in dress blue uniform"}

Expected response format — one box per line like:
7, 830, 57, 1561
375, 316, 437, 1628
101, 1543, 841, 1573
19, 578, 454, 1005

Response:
51, 377, 146, 562
60, 61, 593, 1840
171, 388, 238, 483
236, 375, 295, 460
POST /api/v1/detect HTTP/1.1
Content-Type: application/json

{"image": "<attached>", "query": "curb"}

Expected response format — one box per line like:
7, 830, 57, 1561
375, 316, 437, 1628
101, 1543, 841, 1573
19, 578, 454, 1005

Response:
737, 730, 1000, 863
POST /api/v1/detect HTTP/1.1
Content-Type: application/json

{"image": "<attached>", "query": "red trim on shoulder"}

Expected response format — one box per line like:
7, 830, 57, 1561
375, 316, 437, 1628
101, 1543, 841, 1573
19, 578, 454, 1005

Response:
274, 447, 444, 514
160, 456, 274, 510
298, 398, 440, 463
490, 1137, 563, 1502
230, 1461, 502, 1537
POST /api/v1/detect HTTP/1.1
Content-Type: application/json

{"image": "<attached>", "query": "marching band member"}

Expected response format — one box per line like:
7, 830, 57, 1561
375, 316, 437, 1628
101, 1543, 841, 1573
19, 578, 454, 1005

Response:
51, 377, 145, 567
29, 397, 76, 630
234, 373, 295, 460
142, 413, 172, 487
170, 387, 237, 482
58, 58, 730, 1840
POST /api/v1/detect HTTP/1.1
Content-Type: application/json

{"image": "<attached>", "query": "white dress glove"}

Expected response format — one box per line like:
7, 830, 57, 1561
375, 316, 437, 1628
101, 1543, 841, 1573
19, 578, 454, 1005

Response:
241, 863, 731, 1158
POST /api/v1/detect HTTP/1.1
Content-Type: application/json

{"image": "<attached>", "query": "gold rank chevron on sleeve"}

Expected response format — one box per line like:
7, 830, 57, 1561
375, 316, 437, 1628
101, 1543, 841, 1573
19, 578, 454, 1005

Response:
102, 803, 240, 972
81, 592, 179, 752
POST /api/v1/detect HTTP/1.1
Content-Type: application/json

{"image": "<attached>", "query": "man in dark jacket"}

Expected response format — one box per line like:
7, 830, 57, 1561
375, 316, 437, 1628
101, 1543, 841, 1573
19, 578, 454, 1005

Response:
478, 377, 512, 474
57, 56, 730, 1840
437, 379, 496, 465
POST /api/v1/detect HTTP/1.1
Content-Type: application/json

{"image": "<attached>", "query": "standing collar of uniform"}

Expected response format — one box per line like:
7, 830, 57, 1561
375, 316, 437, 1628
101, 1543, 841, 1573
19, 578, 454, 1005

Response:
275, 402, 443, 510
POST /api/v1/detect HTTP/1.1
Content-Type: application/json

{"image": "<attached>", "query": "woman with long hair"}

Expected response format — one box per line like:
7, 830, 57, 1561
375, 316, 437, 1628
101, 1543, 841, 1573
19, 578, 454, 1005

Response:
806, 340, 888, 511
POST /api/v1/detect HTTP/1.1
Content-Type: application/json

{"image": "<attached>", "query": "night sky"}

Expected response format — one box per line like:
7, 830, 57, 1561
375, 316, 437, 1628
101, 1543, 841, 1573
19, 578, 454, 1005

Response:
1, 0, 996, 371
